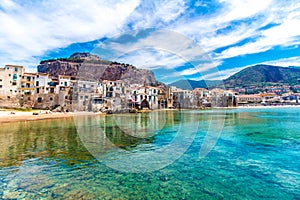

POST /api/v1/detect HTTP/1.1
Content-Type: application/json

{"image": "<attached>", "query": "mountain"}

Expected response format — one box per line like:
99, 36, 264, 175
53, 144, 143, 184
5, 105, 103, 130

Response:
168, 79, 222, 90
169, 64, 300, 90
223, 64, 300, 87
38, 52, 158, 85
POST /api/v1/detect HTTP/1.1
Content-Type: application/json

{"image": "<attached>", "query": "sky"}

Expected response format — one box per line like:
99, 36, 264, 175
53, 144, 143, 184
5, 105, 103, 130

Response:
1, 0, 300, 83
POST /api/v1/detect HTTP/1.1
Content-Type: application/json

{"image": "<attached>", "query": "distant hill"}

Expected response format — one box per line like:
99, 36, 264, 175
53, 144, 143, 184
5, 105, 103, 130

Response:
169, 65, 300, 90
224, 64, 300, 87
168, 79, 222, 90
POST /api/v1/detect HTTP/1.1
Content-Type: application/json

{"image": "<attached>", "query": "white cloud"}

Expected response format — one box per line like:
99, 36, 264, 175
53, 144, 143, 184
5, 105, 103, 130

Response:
216, 0, 273, 22
201, 66, 247, 80
1, 0, 300, 79
95, 29, 212, 71
0, 0, 140, 69
216, 1, 300, 59
178, 61, 222, 76
260, 56, 300, 67
115, 49, 187, 70
170, 0, 275, 51
128, 0, 186, 29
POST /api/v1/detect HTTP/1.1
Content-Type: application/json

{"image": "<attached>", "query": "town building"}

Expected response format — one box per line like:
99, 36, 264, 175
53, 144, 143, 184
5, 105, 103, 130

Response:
0, 65, 25, 108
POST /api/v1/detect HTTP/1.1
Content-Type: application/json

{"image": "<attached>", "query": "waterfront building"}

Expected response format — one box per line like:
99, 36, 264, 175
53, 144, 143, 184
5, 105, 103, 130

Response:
0, 65, 25, 108
237, 94, 262, 104
0, 65, 25, 98
20, 72, 36, 107
211, 88, 236, 107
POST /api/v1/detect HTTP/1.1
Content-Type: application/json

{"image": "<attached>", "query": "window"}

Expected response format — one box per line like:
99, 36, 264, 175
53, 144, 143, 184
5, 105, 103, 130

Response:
0, 79, 2, 81
13, 74, 17, 81
65, 96, 68, 99
0, 85, 2, 88
8, 74, 11, 77
12, 82, 17, 86
13, 74, 18, 81
14, 67, 18, 72
36, 88, 40, 94
49, 97, 53, 101
27, 97, 31, 101
36, 81, 39, 86
37, 97, 42, 103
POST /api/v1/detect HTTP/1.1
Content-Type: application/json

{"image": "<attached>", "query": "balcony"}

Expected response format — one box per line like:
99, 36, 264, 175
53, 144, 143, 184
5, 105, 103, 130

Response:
21, 87, 35, 90
21, 80, 34, 84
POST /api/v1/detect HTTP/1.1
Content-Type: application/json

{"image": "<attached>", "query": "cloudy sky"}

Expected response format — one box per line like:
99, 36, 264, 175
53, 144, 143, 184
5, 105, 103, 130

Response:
1, 0, 300, 83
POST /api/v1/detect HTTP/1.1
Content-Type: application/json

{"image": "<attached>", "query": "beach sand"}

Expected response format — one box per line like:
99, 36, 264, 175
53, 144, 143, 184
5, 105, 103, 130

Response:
1, 105, 299, 123
0, 110, 75, 123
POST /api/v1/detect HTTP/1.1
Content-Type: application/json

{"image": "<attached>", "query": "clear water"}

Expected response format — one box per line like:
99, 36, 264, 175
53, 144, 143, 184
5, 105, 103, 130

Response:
0, 108, 299, 199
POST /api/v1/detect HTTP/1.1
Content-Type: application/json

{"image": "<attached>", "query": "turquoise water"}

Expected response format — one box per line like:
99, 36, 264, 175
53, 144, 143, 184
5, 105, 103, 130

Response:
0, 108, 299, 199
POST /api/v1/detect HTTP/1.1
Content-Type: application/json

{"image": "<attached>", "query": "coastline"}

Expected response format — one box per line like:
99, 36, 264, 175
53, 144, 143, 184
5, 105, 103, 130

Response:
0, 110, 75, 123
1, 105, 300, 123
237, 104, 300, 109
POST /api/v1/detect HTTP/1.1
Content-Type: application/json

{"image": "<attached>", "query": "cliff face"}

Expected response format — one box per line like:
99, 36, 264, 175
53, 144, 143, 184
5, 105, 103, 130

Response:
38, 53, 158, 85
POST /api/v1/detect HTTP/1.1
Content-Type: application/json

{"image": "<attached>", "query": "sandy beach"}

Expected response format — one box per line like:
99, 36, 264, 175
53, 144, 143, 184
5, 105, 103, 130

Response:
0, 109, 76, 123
1, 105, 299, 123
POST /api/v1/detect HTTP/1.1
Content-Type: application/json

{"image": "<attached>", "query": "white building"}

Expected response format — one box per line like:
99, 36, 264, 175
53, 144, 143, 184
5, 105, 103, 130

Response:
0, 65, 25, 98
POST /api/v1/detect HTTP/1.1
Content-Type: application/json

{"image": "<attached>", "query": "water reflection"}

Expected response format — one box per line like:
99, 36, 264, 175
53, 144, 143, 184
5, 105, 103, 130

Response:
0, 109, 299, 199
0, 111, 189, 168
0, 119, 94, 167
74, 110, 204, 172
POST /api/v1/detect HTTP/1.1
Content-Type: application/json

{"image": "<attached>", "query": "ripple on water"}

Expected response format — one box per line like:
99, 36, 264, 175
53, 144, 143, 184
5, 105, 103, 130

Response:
0, 109, 300, 199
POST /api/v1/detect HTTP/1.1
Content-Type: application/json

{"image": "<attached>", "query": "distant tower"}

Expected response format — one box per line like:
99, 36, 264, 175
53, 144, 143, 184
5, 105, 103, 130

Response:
144, 80, 147, 94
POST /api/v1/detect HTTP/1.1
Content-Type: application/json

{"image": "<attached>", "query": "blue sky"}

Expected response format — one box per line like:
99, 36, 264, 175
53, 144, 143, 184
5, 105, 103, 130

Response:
1, 0, 300, 83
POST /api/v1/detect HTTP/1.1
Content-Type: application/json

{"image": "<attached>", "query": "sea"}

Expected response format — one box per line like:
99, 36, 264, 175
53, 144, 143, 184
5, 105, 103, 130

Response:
0, 108, 299, 199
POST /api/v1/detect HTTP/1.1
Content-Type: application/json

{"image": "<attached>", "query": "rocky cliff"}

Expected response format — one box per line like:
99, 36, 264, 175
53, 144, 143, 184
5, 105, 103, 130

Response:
38, 53, 158, 85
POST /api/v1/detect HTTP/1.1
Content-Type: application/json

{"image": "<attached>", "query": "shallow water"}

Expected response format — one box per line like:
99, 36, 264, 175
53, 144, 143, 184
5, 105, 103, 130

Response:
0, 108, 299, 199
